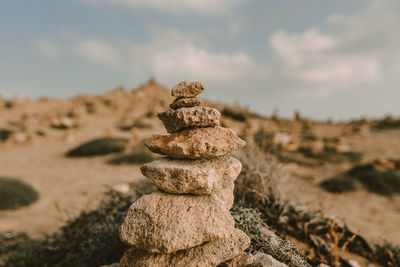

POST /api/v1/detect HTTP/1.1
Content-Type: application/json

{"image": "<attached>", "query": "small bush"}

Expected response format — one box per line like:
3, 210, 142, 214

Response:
66, 137, 128, 157
0, 129, 12, 142
1, 186, 145, 267
107, 152, 155, 165
320, 176, 359, 194
349, 164, 400, 195
374, 116, 400, 129
119, 120, 152, 131
301, 134, 318, 142
131, 120, 152, 129
84, 102, 96, 114
0, 231, 29, 259
234, 143, 286, 203
0, 177, 39, 210
231, 204, 310, 267
341, 151, 364, 162
374, 241, 400, 267
235, 145, 377, 266
253, 130, 275, 153
222, 108, 247, 122
4, 101, 14, 109
107, 140, 157, 165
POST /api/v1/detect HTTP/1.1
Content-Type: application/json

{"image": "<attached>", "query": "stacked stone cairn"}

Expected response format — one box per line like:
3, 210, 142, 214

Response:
119, 81, 253, 266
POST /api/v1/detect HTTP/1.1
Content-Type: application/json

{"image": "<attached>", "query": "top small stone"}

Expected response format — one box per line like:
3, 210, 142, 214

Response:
171, 81, 204, 98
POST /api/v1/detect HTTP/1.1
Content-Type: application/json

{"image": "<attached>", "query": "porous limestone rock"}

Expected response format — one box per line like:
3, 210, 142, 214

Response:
158, 106, 220, 133
140, 155, 241, 195
219, 252, 254, 267
101, 264, 121, 267
214, 182, 235, 210
119, 191, 235, 253
170, 97, 202, 109
171, 81, 204, 98
120, 228, 250, 267
252, 252, 288, 267
145, 126, 246, 159
119, 80, 251, 267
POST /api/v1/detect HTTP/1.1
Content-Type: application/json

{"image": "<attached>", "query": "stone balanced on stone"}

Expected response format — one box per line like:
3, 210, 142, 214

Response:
119, 81, 253, 267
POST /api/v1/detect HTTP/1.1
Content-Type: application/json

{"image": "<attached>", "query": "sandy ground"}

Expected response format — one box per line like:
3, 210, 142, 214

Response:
285, 128, 400, 244
0, 82, 399, 247
0, 139, 146, 238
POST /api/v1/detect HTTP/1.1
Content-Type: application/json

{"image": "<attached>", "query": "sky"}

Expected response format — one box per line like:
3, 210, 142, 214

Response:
1, 0, 399, 120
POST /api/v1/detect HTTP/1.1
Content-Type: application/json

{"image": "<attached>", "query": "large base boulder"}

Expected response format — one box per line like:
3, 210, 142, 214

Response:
119, 191, 235, 253
120, 228, 250, 267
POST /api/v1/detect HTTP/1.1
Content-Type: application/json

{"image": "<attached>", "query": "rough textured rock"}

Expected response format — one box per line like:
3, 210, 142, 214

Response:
119, 80, 250, 267
145, 126, 246, 159
215, 182, 235, 210
171, 81, 204, 98
120, 228, 250, 267
219, 252, 254, 267
140, 156, 241, 195
158, 107, 220, 133
170, 97, 202, 109
252, 253, 288, 267
101, 264, 121, 267
119, 191, 235, 253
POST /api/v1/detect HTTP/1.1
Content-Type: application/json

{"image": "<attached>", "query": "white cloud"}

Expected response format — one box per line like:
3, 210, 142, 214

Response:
35, 40, 61, 59
268, 0, 400, 98
128, 30, 255, 84
72, 31, 255, 85
270, 29, 380, 85
138, 44, 253, 83
271, 29, 337, 68
75, 40, 121, 68
90, 0, 240, 13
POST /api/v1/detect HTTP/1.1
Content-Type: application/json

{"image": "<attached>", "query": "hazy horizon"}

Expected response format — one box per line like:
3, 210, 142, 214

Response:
1, 0, 400, 120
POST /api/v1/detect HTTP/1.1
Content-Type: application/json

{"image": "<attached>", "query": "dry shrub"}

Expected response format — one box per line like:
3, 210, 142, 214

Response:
374, 115, 400, 129
320, 176, 359, 194
66, 137, 128, 157
374, 242, 400, 267
0, 231, 29, 261
106, 141, 157, 165
231, 204, 310, 267
1, 181, 154, 267
233, 142, 381, 266
222, 108, 247, 122
349, 164, 400, 196
234, 142, 287, 204
119, 119, 152, 131
0, 129, 13, 142
0, 177, 39, 210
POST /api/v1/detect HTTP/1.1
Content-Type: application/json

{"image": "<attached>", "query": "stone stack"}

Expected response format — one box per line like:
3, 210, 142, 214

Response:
119, 81, 253, 267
